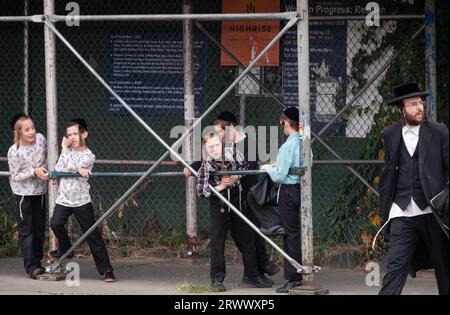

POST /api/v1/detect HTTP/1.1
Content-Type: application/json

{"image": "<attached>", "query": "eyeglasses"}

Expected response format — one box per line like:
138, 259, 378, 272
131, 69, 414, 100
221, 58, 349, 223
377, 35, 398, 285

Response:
403, 100, 426, 109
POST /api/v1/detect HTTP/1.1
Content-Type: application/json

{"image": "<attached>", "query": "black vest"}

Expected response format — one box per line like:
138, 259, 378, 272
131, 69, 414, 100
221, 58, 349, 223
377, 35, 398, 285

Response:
394, 137, 428, 210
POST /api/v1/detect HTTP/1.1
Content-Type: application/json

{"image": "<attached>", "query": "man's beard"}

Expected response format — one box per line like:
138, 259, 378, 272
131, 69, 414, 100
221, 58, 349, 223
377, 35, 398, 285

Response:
403, 109, 426, 126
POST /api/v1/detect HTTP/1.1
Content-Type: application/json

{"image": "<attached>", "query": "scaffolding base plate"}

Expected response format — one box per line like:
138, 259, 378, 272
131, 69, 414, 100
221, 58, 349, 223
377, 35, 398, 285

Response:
36, 272, 66, 281
288, 285, 329, 295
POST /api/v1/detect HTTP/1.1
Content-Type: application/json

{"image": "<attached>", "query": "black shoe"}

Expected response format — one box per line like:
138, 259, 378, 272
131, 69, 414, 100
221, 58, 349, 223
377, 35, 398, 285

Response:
104, 271, 116, 283
30, 266, 45, 279
48, 250, 74, 260
259, 273, 274, 286
260, 225, 286, 236
259, 262, 280, 276
275, 280, 302, 293
211, 281, 226, 292
242, 275, 273, 288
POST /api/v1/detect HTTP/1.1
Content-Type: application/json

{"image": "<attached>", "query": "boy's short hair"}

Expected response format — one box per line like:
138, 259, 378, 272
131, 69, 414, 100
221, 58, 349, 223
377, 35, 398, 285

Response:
216, 111, 238, 126
68, 118, 88, 133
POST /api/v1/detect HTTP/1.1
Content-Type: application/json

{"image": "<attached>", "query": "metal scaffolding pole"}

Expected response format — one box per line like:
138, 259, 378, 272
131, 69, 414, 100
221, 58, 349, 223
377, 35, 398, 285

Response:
43, 0, 58, 251
0, 13, 424, 23
47, 12, 297, 22
1, 169, 304, 179
309, 15, 424, 21
425, 0, 437, 121
183, 0, 198, 257
43, 18, 318, 275
0, 15, 42, 22
23, 0, 29, 114
297, 0, 315, 289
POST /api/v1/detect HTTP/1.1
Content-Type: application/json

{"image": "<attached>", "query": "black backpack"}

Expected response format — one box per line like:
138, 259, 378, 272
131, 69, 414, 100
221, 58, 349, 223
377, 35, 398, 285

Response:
430, 181, 449, 239
249, 174, 280, 207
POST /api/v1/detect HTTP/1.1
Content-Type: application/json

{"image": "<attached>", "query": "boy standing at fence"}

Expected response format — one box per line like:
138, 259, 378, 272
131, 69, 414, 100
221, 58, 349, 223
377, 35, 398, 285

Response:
260, 107, 303, 293
197, 131, 271, 292
49, 118, 115, 282
184, 111, 280, 280
7, 114, 49, 279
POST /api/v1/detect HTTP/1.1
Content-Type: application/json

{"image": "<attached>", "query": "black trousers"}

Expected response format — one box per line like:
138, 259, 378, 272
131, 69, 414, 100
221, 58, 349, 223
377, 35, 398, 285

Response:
379, 214, 449, 295
278, 184, 302, 282
242, 188, 273, 272
209, 186, 258, 282
13, 194, 46, 274
50, 203, 113, 275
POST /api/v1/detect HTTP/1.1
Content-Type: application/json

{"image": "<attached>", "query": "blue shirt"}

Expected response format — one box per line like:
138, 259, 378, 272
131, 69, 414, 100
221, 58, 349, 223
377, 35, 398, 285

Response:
267, 132, 302, 185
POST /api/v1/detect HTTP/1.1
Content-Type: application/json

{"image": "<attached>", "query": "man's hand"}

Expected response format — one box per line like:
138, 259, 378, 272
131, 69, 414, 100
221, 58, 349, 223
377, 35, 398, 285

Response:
183, 167, 192, 177
34, 167, 49, 181
78, 168, 92, 178
260, 164, 273, 171
220, 175, 239, 187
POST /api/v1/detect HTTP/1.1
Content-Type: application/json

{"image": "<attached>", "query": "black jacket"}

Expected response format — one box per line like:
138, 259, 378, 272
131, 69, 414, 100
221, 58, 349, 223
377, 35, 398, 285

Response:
379, 121, 449, 222
378, 120, 449, 273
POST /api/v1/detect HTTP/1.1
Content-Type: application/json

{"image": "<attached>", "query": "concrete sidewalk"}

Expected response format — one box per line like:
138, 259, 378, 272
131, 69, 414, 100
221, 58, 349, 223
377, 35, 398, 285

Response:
0, 256, 438, 295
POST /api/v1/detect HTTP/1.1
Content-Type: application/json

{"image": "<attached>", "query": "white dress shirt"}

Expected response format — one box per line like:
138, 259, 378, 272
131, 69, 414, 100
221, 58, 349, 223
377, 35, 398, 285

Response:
388, 125, 432, 220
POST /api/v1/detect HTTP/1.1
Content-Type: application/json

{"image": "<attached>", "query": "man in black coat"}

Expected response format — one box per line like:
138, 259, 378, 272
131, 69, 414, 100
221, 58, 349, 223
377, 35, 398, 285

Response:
378, 82, 449, 295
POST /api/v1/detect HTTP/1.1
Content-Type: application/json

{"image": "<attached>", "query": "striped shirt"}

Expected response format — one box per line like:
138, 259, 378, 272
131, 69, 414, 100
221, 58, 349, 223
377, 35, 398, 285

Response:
196, 146, 248, 198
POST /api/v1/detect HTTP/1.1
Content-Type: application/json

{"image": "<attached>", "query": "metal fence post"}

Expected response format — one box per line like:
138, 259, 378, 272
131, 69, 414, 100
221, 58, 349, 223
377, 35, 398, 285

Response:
182, 0, 198, 257
296, 0, 328, 294
425, 0, 437, 121
43, 0, 58, 251
239, 95, 246, 127
23, 0, 29, 114
297, 0, 312, 282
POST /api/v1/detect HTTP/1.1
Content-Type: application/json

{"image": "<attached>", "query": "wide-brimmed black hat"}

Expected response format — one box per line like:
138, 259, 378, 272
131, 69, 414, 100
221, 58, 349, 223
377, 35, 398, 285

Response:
386, 82, 429, 106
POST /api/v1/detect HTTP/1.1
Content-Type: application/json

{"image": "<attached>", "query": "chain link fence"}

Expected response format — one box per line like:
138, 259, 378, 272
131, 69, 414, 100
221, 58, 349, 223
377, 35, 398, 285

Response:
1, 0, 429, 263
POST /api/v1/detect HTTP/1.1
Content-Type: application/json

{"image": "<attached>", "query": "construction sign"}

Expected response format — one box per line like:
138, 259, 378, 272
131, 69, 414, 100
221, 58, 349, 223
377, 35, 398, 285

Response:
221, 0, 280, 66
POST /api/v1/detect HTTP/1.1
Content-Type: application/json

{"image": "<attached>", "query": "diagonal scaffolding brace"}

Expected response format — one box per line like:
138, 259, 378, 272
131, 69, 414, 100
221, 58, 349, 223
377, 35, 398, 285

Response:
43, 17, 320, 275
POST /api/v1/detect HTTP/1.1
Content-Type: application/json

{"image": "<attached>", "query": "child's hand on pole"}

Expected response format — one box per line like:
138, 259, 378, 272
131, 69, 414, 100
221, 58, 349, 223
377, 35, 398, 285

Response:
220, 175, 238, 187
183, 167, 192, 177
260, 164, 272, 171
34, 167, 49, 181
215, 183, 227, 192
78, 168, 92, 178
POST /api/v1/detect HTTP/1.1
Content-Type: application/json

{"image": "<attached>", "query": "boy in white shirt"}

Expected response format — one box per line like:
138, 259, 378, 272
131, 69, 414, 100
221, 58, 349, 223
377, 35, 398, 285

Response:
49, 118, 115, 282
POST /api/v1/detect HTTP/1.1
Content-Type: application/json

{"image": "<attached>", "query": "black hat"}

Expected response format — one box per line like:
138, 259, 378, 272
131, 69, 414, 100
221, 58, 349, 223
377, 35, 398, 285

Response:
386, 82, 429, 106
216, 111, 238, 125
10, 113, 28, 131
69, 118, 88, 131
283, 107, 299, 122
